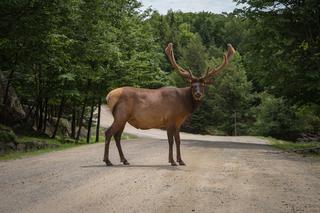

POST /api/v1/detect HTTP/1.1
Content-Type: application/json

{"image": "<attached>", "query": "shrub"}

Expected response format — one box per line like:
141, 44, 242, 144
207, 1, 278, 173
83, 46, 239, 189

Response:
0, 124, 17, 143
252, 93, 299, 140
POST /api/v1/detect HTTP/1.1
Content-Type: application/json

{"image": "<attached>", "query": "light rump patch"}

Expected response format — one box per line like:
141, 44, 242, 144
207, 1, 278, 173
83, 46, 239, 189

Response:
106, 88, 123, 113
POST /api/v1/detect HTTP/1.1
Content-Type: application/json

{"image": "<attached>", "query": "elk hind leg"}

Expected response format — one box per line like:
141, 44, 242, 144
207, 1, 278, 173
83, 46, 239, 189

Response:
167, 128, 177, 166
104, 126, 113, 166
114, 127, 129, 165
104, 121, 127, 166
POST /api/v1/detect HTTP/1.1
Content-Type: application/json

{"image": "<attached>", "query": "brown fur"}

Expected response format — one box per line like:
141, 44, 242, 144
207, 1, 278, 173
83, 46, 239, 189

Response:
103, 85, 201, 166
107, 87, 195, 129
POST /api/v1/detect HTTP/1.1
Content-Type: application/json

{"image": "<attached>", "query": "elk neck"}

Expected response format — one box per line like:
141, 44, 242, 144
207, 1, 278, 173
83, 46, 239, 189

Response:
184, 86, 203, 113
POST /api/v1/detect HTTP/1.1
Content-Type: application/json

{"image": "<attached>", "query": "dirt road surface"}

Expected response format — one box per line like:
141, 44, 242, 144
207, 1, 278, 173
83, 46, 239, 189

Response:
1, 107, 320, 213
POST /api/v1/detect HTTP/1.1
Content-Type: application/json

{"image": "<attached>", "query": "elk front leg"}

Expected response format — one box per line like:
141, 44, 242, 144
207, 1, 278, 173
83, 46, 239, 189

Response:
167, 128, 177, 166
174, 129, 185, 166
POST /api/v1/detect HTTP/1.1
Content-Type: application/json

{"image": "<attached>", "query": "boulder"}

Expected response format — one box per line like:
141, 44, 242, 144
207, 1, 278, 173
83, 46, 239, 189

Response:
0, 71, 26, 125
16, 143, 26, 151
0, 125, 17, 143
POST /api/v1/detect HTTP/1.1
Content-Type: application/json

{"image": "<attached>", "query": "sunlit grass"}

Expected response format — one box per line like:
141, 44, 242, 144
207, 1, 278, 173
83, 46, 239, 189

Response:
263, 137, 320, 157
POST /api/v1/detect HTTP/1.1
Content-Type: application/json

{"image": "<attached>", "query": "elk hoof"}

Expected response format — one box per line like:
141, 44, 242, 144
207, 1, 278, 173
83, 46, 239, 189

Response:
123, 160, 130, 165
178, 160, 186, 166
171, 161, 177, 166
105, 161, 113, 166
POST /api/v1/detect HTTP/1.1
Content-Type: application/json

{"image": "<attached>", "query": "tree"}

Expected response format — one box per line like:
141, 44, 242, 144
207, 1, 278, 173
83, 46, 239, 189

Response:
235, 0, 320, 105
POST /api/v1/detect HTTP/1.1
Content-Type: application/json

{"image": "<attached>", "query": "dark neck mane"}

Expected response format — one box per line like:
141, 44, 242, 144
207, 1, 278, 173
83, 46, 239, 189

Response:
185, 87, 202, 113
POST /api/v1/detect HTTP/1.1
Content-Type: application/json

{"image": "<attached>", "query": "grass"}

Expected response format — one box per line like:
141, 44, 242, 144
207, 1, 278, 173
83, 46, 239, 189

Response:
85, 132, 138, 143
0, 143, 84, 161
0, 132, 138, 161
263, 137, 320, 156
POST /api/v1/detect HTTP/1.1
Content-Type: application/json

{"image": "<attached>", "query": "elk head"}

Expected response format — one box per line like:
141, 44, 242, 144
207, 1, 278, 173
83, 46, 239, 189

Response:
165, 43, 236, 101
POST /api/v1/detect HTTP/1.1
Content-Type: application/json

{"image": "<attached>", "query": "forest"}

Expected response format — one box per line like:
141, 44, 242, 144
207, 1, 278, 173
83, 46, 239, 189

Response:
0, 0, 319, 146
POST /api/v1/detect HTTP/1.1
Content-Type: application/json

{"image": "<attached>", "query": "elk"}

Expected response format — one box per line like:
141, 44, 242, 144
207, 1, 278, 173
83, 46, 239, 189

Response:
104, 43, 235, 166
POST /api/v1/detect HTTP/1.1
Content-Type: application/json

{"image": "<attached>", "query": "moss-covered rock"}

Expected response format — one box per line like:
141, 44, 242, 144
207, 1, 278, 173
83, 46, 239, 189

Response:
0, 124, 17, 143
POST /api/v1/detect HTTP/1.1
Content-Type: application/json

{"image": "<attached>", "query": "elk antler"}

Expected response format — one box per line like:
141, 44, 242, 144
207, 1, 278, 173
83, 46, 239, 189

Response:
202, 44, 236, 81
165, 43, 195, 79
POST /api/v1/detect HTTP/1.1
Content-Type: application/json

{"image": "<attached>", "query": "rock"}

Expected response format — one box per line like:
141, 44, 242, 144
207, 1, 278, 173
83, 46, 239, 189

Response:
62, 138, 75, 144
6, 142, 16, 150
24, 141, 36, 151
0, 143, 6, 154
16, 143, 26, 151
0, 125, 17, 143
297, 132, 320, 143
0, 71, 26, 123
49, 144, 59, 148
34, 141, 43, 149
21, 141, 60, 151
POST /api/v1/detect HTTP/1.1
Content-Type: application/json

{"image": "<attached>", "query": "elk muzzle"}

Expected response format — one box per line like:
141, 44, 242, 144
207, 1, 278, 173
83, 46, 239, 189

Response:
191, 82, 205, 101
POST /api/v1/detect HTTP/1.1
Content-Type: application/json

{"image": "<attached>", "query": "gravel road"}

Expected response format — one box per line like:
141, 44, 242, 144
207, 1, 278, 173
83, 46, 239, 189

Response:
1, 107, 320, 213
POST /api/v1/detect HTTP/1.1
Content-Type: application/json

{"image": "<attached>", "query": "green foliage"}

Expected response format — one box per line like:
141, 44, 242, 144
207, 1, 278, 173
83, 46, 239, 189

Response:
235, 0, 320, 105
295, 104, 320, 134
1, 0, 318, 140
208, 54, 254, 135
180, 36, 208, 76
0, 0, 169, 140
267, 137, 320, 155
0, 125, 17, 143
252, 93, 297, 137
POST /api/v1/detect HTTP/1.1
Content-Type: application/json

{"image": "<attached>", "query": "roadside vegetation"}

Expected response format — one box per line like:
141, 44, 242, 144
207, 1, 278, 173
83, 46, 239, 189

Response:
0, 124, 136, 160
265, 137, 320, 156
0, 0, 319, 157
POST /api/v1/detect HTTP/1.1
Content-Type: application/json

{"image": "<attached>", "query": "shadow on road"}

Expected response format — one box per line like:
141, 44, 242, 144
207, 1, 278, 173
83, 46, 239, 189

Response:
81, 164, 182, 170
182, 140, 273, 150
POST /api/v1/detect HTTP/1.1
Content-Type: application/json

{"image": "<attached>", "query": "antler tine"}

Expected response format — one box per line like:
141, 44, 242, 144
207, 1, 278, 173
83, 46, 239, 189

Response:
187, 68, 195, 79
165, 43, 193, 79
203, 44, 236, 80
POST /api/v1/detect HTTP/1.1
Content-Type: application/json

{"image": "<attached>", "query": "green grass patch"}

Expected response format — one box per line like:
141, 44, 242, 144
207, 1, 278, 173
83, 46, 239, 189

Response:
0, 142, 85, 161
0, 132, 138, 161
18, 135, 60, 144
120, 132, 138, 140
263, 137, 320, 156
80, 133, 138, 143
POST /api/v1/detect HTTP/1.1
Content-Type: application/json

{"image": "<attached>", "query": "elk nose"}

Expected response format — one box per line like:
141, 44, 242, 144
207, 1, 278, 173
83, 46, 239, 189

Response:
194, 93, 201, 98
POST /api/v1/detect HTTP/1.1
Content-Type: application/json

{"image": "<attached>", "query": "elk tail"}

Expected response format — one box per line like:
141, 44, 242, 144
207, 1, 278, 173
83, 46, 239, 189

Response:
106, 88, 123, 116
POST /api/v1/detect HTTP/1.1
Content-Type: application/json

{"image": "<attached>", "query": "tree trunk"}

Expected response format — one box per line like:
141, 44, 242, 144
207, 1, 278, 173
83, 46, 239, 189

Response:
37, 97, 43, 131
49, 106, 54, 123
24, 104, 35, 122
51, 97, 65, 139
32, 101, 39, 129
86, 103, 95, 143
43, 98, 48, 133
75, 79, 91, 143
71, 105, 76, 139
3, 69, 15, 105
76, 97, 87, 142
95, 98, 102, 143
